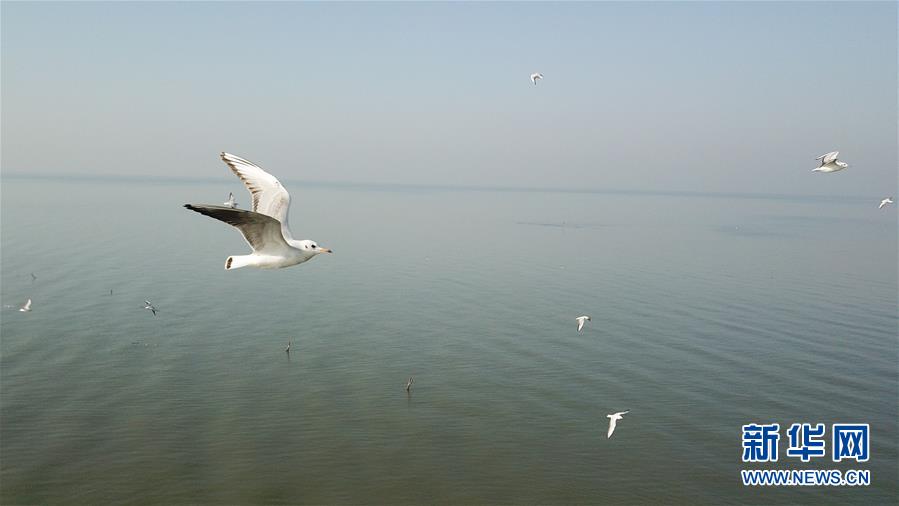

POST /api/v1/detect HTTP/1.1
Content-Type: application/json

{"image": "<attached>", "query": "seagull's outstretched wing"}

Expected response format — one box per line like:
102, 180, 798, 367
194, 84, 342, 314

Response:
816, 151, 839, 165
184, 205, 290, 254
577, 318, 586, 332
220, 153, 292, 230
607, 410, 629, 438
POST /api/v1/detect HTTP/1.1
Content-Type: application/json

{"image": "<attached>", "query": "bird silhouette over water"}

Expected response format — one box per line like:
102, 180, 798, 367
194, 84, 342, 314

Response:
184, 153, 333, 270
607, 410, 630, 438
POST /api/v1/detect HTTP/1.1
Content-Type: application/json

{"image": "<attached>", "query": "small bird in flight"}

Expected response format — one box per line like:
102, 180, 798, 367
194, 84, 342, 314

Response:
143, 300, 158, 316
19, 299, 32, 312
607, 410, 630, 438
530, 72, 543, 85
576, 315, 592, 333
30, 273, 37, 283
812, 151, 848, 173
285, 341, 291, 353
405, 376, 414, 392
878, 197, 893, 209
224, 192, 238, 209
185, 153, 333, 270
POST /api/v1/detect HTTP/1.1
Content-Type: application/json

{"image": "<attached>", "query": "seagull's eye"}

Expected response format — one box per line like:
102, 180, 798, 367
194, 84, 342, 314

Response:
312, 245, 317, 249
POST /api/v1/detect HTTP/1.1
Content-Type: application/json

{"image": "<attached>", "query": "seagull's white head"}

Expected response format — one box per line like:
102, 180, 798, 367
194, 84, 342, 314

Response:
298, 239, 333, 256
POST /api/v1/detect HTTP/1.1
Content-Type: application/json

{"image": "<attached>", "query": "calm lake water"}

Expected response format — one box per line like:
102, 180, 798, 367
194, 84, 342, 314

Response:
1, 176, 896, 504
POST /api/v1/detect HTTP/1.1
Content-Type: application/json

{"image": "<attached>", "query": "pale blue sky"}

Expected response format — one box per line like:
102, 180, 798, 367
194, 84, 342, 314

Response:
2, 1, 896, 196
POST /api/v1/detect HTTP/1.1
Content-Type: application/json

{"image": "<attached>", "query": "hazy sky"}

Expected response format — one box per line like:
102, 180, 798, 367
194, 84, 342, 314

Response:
2, 1, 896, 196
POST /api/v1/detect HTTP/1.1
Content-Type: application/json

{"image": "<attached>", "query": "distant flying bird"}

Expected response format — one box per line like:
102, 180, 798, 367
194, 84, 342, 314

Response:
285, 341, 291, 353
143, 300, 157, 316
405, 376, 414, 392
576, 315, 592, 333
224, 192, 238, 209
30, 273, 37, 283
19, 299, 32, 312
185, 153, 333, 270
530, 72, 543, 85
812, 151, 848, 173
607, 410, 630, 439
879, 197, 893, 209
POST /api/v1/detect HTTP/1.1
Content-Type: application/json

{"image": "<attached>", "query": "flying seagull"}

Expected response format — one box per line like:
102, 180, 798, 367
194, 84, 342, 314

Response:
812, 151, 848, 173
530, 72, 543, 85
224, 192, 238, 209
576, 315, 592, 333
19, 299, 32, 312
405, 376, 414, 392
143, 300, 157, 316
285, 341, 291, 353
185, 153, 333, 270
607, 410, 629, 439
879, 197, 893, 209
30, 273, 37, 283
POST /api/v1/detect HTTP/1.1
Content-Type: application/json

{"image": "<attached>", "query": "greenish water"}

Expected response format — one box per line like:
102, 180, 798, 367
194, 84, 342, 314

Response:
1, 176, 896, 504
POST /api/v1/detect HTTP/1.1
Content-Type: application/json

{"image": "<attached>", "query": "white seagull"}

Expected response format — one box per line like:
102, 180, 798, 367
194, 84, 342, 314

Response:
530, 72, 543, 85
878, 197, 893, 209
19, 299, 32, 312
143, 300, 157, 316
607, 410, 629, 439
224, 192, 238, 209
576, 315, 592, 333
812, 151, 848, 173
185, 153, 333, 270
285, 340, 291, 353
405, 376, 414, 392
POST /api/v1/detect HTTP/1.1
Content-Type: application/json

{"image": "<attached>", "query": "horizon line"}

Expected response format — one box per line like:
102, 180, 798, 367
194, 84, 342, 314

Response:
0, 170, 876, 203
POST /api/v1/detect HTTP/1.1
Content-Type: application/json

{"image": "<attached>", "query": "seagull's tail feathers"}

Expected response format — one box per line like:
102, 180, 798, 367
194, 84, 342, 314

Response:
225, 255, 254, 270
